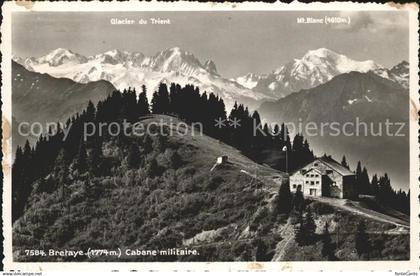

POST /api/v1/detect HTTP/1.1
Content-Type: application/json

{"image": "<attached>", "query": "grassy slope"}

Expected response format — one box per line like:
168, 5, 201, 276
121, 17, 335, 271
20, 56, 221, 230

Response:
13, 115, 284, 261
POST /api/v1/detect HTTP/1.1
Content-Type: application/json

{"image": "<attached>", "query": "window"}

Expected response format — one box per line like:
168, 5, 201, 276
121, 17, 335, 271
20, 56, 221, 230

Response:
314, 162, 319, 166
305, 181, 309, 184
311, 181, 315, 185
316, 181, 319, 184
293, 184, 297, 188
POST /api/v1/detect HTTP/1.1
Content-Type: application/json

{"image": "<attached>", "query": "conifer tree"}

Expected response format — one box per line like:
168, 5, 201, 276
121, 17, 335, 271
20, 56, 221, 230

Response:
341, 155, 349, 169
280, 123, 286, 143
355, 161, 363, 195
404, 190, 410, 214
276, 180, 292, 214
56, 151, 69, 202
142, 135, 153, 154
153, 134, 167, 153
250, 111, 264, 155
360, 167, 371, 195
12, 145, 26, 222
377, 173, 392, 203
147, 158, 160, 177
321, 222, 334, 260
370, 174, 379, 196
127, 143, 141, 169
122, 88, 138, 122
303, 207, 316, 244
76, 140, 87, 172
86, 100, 96, 122
292, 185, 305, 212
151, 83, 170, 114
137, 85, 150, 116
166, 149, 182, 169
355, 220, 370, 259
88, 139, 103, 176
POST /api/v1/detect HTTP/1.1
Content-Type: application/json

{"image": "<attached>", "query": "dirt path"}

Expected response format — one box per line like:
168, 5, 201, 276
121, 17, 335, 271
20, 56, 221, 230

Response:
313, 197, 409, 230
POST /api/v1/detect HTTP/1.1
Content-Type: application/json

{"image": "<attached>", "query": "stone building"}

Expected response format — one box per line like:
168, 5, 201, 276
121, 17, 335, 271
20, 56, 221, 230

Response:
289, 156, 357, 199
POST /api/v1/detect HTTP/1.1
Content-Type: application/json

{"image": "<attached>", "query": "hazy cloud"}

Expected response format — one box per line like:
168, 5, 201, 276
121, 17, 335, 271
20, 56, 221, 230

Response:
332, 11, 408, 32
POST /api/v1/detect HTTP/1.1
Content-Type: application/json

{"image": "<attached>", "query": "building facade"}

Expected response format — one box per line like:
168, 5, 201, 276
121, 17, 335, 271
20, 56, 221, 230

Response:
289, 157, 357, 199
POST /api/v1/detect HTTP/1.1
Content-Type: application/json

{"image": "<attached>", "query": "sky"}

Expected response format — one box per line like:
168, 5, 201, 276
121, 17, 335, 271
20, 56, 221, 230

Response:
12, 11, 409, 78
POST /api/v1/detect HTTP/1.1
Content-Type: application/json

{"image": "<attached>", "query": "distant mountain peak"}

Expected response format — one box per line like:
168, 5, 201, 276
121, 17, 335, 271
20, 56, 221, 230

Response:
38, 48, 87, 66
303, 48, 339, 59
391, 60, 409, 71
204, 60, 218, 75
148, 47, 206, 75
234, 72, 263, 89
103, 49, 126, 56
235, 48, 386, 99
159, 47, 193, 57
43, 48, 78, 60
48, 47, 74, 55
92, 49, 138, 65
12, 55, 23, 63
167, 46, 182, 52
372, 60, 409, 89
301, 48, 379, 71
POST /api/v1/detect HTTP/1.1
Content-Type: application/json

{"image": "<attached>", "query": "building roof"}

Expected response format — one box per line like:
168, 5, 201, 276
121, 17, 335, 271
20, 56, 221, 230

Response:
290, 156, 355, 177
302, 168, 322, 175
317, 157, 355, 176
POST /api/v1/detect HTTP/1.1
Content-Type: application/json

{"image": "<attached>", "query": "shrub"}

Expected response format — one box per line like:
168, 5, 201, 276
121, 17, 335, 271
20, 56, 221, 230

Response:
127, 143, 142, 169
202, 215, 229, 230
311, 201, 334, 215
146, 158, 161, 177
249, 207, 271, 231
164, 149, 183, 169
206, 176, 224, 191
179, 179, 198, 193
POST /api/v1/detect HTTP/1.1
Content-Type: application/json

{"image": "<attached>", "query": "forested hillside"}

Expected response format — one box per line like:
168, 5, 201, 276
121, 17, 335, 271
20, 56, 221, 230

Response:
12, 83, 409, 262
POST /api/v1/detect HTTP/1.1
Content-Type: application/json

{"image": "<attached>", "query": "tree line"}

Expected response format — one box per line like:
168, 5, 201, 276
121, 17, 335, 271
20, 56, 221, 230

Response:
340, 155, 409, 215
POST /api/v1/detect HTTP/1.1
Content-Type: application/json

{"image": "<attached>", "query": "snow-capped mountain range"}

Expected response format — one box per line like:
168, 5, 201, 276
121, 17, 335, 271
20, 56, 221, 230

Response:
373, 61, 409, 89
13, 47, 409, 109
13, 47, 270, 110
234, 48, 409, 98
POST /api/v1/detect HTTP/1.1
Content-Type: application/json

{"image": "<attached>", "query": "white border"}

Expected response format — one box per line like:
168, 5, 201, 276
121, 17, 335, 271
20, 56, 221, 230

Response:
1, 1, 419, 272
